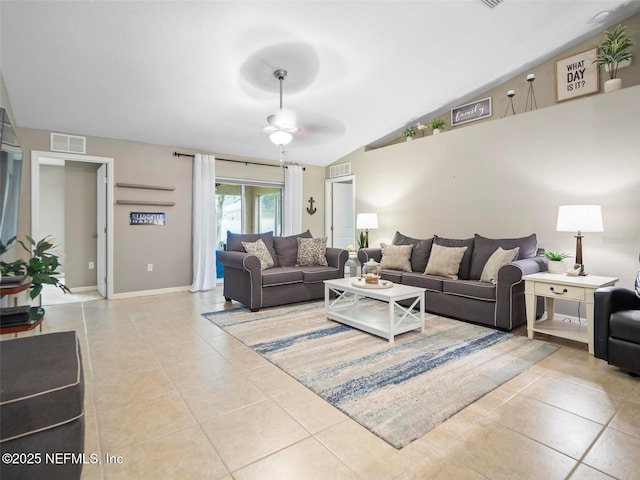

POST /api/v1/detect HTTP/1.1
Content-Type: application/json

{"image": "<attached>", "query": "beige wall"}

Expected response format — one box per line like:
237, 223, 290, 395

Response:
383, 13, 640, 145
332, 85, 640, 294
13, 126, 325, 295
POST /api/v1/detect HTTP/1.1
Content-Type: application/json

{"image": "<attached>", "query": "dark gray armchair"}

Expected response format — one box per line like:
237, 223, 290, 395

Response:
594, 267, 640, 375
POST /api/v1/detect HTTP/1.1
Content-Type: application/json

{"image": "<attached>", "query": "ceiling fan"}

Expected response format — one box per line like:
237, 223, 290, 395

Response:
263, 69, 300, 147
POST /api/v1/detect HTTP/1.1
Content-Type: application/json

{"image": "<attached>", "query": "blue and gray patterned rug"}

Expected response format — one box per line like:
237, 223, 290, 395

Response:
203, 300, 558, 448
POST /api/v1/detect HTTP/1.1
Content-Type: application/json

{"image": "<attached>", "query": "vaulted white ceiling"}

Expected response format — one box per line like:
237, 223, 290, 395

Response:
2, 1, 639, 166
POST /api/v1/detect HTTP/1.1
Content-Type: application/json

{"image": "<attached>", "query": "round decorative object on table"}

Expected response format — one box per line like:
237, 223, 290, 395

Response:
351, 278, 394, 289
362, 259, 381, 284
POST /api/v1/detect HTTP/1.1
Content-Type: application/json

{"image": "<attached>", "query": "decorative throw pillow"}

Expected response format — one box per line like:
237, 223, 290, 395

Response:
424, 244, 468, 279
380, 243, 413, 272
469, 233, 537, 280
242, 239, 275, 270
296, 237, 328, 266
433, 235, 474, 279
480, 247, 520, 284
392, 231, 434, 272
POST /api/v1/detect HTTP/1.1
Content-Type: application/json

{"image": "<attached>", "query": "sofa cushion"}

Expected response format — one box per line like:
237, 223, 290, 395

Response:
425, 244, 468, 280
392, 231, 434, 273
380, 243, 413, 272
227, 231, 278, 266
480, 247, 520, 284
273, 230, 313, 267
300, 266, 341, 283
297, 237, 329, 266
380, 270, 405, 284
610, 310, 640, 344
434, 235, 474, 279
242, 239, 275, 270
469, 233, 538, 280
261, 267, 303, 286
401, 272, 444, 292
443, 279, 496, 301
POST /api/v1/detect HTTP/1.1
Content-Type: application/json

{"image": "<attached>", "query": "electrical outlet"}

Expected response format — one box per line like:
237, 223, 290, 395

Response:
147, 264, 153, 272
88, 261, 95, 270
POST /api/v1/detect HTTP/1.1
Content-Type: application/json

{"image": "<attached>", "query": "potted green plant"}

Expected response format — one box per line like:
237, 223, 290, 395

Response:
544, 251, 570, 274
593, 23, 634, 93
400, 128, 416, 141
358, 231, 366, 249
428, 118, 446, 134
0, 235, 71, 300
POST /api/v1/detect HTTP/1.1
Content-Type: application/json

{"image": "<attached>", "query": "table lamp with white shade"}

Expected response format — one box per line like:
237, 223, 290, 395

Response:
356, 213, 378, 248
556, 205, 603, 276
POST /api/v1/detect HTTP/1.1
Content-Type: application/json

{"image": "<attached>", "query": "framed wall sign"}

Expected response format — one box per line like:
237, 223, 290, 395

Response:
556, 48, 599, 102
451, 97, 492, 126
129, 212, 166, 226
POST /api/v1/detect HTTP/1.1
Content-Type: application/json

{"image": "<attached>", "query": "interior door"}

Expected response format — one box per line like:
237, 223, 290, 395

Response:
325, 177, 355, 248
96, 164, 107, 298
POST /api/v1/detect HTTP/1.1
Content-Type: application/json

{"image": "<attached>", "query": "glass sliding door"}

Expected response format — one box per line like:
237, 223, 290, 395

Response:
215, 180, 283, 249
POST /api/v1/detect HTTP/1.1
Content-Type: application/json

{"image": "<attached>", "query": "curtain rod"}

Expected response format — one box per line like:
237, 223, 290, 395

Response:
173, 151, 304, 170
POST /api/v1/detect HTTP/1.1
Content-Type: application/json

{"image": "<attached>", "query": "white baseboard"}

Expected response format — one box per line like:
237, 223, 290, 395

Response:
70, 285, 98, 292
111, 285, 191, 300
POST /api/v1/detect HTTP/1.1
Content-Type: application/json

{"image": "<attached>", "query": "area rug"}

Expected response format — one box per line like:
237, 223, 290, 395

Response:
203, 301, 558, 448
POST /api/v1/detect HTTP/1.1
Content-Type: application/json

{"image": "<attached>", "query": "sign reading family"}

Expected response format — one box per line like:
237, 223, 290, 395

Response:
556, 48, 599, 102
451, 97, 492, 127
129, 212, 166, 226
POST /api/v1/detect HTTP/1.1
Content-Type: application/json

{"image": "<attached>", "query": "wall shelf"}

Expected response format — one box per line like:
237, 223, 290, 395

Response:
116, 200, 175, 206
116, 183, 175, 191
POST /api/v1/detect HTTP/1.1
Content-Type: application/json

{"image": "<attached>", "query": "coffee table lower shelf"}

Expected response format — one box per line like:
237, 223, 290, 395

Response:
324, 278, 425, 343
327, 304, 423, 341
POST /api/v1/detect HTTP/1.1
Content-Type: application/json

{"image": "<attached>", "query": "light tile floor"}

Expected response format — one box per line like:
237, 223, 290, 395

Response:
3, 288, 639, 480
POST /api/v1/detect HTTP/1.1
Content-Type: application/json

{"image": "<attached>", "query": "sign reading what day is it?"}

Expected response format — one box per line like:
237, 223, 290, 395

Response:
556, 48, 599, 102
129, 212, 166, 226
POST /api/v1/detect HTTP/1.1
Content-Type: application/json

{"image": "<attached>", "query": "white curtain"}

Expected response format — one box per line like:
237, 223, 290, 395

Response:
190, 154, 217, 292
283, 165, 303, 235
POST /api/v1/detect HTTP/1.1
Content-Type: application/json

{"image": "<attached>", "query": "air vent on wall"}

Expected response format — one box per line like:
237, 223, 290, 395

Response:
480, 0, 503, 8
50, 132, 86, 154
330, 163, 351, 178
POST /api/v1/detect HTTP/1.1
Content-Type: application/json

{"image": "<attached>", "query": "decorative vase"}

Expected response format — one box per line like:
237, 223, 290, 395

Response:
604, 78, 622, 93
547, 260, 565, 274
432, 128, 441, 135
405, 136, 413, 142
362, 259, 381, 284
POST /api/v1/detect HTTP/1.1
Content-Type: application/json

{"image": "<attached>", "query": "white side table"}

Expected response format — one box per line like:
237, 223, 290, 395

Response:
346, 251, 360, 277
523, 272, 618, 354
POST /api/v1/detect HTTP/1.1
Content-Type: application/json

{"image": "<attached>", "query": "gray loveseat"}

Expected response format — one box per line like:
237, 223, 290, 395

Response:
358, 232, 547, 331
218, 230, 349, 312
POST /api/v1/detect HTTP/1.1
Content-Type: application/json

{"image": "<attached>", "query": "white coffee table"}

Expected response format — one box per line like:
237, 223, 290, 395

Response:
523, 272, 618, 354
324, 277, 426, 343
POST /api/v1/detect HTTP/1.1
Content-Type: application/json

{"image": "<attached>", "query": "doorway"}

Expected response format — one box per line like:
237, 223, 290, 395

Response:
31, 151, 114, 301
325, 176, 355, 248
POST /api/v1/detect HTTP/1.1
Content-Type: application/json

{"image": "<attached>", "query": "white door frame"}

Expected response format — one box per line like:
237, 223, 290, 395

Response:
31, 150, 115, 299
325, 175, 355, 248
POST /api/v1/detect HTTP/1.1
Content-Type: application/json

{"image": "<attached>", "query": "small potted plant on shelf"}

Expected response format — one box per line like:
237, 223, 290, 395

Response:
0, 235, 71, 301
593, 23, 634, 93
428, 118, 446, 134
544, 251, 571, 274
400, 127, 416, 141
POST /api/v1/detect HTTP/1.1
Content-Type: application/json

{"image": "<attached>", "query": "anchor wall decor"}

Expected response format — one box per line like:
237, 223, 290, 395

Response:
306, 197, 317, 215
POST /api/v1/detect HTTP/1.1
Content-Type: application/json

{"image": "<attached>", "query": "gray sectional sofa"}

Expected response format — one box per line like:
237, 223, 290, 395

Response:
218, 230, 349, 312
358, 232, 548, 331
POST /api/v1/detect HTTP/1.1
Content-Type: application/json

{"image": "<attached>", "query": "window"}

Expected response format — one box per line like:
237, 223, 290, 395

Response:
216, 180, 282, 248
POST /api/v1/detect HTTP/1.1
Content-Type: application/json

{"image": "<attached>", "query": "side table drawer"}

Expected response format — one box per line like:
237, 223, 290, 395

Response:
534, 282, 585, 301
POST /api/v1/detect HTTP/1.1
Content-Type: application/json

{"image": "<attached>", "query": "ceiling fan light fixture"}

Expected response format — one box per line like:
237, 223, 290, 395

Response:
270, 130, 293, 146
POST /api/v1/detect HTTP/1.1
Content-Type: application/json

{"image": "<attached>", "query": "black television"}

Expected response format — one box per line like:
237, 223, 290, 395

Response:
0, 107, 23, 253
